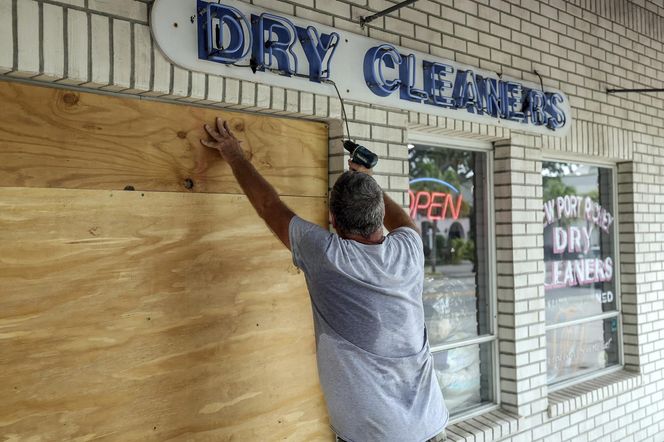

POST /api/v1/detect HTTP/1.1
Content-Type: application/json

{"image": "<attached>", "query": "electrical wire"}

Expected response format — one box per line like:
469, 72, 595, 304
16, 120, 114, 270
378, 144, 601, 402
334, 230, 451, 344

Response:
215, 50, 352, 140
323, 79, 352, 142
534, 70, 544, 92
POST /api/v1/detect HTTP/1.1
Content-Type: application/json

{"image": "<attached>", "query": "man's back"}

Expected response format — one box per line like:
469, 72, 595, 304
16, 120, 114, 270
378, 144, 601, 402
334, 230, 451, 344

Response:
290, 217, 448, 442
199, 120, 446, 441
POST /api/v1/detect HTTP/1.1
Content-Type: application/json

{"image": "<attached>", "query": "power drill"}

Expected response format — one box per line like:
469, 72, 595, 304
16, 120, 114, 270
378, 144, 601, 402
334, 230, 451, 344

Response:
343, 140, 379, 169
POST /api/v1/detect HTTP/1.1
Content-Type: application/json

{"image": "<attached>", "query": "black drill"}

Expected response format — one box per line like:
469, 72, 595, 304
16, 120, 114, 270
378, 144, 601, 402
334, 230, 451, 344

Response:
343, 140, 379, 169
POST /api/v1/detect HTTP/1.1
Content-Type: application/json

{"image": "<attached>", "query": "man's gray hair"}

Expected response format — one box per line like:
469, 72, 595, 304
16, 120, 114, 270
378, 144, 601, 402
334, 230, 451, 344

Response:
329, 171, 385, 238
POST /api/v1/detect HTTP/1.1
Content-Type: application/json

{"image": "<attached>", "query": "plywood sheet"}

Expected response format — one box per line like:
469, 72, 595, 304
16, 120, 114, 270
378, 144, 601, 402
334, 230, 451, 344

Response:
0, 80, 328, 197
0, 187, 331, 441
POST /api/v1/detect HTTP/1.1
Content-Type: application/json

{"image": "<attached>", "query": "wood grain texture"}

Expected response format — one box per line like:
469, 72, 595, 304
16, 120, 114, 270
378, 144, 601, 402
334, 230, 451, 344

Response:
0, 80, 328, 197
0, 187, 332, 441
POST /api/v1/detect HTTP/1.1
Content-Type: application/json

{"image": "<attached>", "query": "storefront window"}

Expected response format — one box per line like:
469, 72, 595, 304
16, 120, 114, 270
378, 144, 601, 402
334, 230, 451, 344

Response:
409, 145, 494, 416
542, 161, 621, 387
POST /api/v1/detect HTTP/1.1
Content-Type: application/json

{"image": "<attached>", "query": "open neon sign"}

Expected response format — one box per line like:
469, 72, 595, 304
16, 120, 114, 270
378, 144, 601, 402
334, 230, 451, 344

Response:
409, 178, 463, 221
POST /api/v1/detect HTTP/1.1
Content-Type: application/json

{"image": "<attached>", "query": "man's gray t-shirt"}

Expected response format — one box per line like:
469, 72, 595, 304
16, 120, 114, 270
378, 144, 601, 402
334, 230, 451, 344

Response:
289, 216, 448, 442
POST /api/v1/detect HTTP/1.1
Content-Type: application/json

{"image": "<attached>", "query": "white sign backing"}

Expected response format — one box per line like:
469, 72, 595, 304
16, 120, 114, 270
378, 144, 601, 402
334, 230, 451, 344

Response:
151, 0, 571, 136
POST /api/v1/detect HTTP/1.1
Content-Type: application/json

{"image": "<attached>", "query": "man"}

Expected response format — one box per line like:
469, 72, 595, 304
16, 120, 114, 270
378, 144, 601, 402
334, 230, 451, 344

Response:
202, 118, 448, 442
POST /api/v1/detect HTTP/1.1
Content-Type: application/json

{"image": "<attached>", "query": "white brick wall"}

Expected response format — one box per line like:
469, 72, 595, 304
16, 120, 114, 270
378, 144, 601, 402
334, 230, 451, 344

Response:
2, 0, 664, 440
89, 14, 110, 87
40, 3, 65, 80
65, 8, 88, 84
0, 0, 12, 74
88, 0, 147, 22
133, 23, 151, 91
16, 0, 40, 77
110, 19, 131, 90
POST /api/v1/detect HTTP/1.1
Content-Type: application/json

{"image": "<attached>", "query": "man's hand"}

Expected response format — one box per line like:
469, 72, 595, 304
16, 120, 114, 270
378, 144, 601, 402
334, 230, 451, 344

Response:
199, 116, 296, 250
348, 159, 373, 176
201, 117, 244, 163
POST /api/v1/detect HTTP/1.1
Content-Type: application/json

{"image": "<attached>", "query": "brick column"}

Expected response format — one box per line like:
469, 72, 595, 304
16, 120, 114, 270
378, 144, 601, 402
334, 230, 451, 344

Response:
617, 161, 641, 373
618, 145, 664, 377
494, 134, 548, 419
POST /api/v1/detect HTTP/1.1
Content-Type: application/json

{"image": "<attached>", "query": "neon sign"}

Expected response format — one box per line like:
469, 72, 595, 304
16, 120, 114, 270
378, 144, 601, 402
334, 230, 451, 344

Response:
543, 195, 615, 289
197, 1, 339, 82
151, 0, 571, 135
363, 44, 566, 129
409, 191, 463, 221
409, 178, 463, 221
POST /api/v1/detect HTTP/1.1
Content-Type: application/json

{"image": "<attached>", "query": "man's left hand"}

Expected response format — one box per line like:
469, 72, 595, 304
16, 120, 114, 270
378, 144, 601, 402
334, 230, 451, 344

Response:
201, 117, 244, 163
348, 159, 373, 176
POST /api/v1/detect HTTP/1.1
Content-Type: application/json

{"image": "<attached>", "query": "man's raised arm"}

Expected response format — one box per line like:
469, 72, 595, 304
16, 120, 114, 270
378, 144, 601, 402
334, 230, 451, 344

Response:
201, 117, 295, 250
382, 191, 419, 233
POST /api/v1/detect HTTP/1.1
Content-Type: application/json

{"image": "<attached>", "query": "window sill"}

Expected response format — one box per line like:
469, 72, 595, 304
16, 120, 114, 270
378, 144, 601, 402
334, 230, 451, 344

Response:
445, 407, 519, 441
547, 370, 642, 418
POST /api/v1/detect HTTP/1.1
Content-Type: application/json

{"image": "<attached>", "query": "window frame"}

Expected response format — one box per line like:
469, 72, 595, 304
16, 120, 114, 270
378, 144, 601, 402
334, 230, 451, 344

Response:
408, 132, 499, 421
541, 154, 624, 392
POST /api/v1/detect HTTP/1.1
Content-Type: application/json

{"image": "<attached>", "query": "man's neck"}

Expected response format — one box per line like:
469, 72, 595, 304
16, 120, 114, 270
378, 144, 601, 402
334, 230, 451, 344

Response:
342, 230, 384, 245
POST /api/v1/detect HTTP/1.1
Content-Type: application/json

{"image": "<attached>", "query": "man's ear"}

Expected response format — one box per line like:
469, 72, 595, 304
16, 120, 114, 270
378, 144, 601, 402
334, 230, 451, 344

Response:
329, 213, 344, 237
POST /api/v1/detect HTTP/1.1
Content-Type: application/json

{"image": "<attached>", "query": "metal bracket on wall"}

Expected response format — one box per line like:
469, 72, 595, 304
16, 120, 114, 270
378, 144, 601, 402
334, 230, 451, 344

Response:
359, 0, 419, 28
606, 88, 664, 94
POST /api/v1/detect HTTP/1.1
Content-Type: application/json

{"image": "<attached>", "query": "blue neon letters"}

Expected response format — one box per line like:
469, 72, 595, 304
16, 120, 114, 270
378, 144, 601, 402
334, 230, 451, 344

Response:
423, 62, 455, 108
363, 45, 402, 97
364, 43, 566, 129
198, 0, 338, 81
198, 3, 252, 63
196, 1, 568, 131
296, 26, 339, 81
251, 13, 299, 76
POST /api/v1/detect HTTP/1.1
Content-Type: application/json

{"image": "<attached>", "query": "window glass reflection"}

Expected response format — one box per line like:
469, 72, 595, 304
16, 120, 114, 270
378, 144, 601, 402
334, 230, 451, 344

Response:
409, 147, 490, 347
410, 145, 493, 415
546, 317, 620, 384
433, 342, 493, 415
542, 162, 616, 323
542, 161, 619, 385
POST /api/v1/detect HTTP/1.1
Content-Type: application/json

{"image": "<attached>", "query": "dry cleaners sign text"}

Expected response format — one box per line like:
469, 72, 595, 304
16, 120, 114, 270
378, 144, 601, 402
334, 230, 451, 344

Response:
151, 0, 571, 135
543, 195, 615, 290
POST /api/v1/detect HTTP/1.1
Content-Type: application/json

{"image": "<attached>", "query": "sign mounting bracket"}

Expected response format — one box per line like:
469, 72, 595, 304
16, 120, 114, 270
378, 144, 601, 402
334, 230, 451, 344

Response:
359, 0, 419, 28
